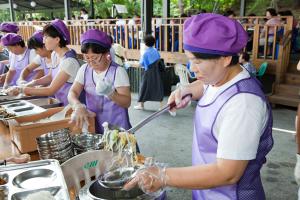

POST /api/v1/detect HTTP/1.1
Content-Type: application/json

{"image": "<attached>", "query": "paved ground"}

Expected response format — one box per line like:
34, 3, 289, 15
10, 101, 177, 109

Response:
129, 94, 298, 200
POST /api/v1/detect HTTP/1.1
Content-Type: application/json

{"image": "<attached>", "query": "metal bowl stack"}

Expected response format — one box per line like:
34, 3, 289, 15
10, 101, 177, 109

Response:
72, 133, 103, 155
36, 129, 74, 163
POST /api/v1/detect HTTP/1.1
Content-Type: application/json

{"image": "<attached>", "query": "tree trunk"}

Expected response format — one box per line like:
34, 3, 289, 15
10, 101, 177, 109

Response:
178, 0, 184, 15
270, 0, 278, 11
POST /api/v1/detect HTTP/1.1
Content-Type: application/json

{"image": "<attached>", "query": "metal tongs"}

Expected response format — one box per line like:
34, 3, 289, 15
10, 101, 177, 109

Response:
127, 94, 192, 133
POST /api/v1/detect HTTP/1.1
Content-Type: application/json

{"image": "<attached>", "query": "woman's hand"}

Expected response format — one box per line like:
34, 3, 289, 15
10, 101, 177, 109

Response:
95, 78, 115, 98
6, 86, 21, 96
124, 166, 168, 194
168, 86, 192, 112
70, 103, 95, 129
6, 154, 31, 164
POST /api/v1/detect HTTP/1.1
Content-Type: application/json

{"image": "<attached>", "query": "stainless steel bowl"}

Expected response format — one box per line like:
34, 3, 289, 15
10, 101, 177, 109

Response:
98, 167, 138, 190
37, 129, 70, 141
36, 129, 74, 163
88, 180, 144, 199
72, 133, 103, 155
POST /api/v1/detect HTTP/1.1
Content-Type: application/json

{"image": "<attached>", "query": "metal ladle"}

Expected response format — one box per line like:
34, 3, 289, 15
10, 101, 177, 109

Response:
99, 94, 192, 189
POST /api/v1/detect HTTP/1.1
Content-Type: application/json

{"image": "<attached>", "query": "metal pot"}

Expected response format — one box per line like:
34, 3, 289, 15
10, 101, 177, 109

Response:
79, 180, 166, 200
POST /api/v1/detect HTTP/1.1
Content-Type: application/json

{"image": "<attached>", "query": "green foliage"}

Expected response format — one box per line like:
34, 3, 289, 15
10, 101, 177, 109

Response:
78, 0, 240, 18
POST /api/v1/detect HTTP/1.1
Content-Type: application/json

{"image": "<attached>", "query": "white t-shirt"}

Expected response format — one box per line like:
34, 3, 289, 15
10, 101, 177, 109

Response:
200, 68, 268, 160
81, 14, 89, 20
75, 63, 130, 88
10, 49, 37, 70
33, 55, 52, 72
51, 51, 80, 83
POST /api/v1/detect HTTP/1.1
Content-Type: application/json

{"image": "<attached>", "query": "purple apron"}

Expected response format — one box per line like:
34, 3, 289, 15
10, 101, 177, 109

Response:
51, 49, 78, 106
40, 57, 50, 75
83, 62, 131, 134
0, 63, 6, 75
192, 77, 273, 200
10, 48, 38, 86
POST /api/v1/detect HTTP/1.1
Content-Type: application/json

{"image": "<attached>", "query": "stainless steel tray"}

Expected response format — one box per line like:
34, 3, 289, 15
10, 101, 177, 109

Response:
0, 159, 70, 200
27, 98, 63, 109
0, 100, 46, 117
0, 94, 47, 103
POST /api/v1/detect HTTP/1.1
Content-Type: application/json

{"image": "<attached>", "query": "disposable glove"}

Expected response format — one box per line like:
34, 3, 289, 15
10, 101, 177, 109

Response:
95, 78, 115, 98
16, 79, 27, 86
124, 158, 168, 194
70, 103, 95, 129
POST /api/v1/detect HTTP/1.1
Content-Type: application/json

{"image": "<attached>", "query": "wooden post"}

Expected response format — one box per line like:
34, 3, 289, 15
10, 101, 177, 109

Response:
8, 0, 15, 22
64, 0, 71, 20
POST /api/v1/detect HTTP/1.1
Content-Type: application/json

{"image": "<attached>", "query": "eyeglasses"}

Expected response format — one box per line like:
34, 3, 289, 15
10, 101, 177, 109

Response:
83, 54, 102, 62
83, 54, 104, 66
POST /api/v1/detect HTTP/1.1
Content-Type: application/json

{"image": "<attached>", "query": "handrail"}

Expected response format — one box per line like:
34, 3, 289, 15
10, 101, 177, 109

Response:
11, 16, 293, 26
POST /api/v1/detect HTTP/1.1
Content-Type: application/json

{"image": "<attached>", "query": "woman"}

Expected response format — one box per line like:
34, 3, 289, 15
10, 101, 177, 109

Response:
7, 19, 80, 106
0, 23, 20, 84
125, 13, 273, 200
17, 30, 52, 86
68, 29, 131, 133
126, 35, 164, 110
239, 52, 256, 76
1, 33, 41, 88
259, 8, 281, 46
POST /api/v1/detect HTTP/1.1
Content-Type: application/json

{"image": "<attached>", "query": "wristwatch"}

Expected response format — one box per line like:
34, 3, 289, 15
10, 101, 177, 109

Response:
0, 160, 6, 166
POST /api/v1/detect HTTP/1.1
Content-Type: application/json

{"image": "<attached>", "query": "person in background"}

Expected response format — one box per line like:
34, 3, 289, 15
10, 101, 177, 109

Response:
17, 31, 52, 87
223, 9, 236, 18
0, 23, 20, 84
259, 8, 281, 46
68, 29, 131, 133
80, 8, 89, 20
109, 35, 127, 66
7, 19, 80, 106
125, 35, 164, 110
116, 15, 126, 26
239, 52, 256, 76
125, 13, 273, 200
1, 33, 41, 88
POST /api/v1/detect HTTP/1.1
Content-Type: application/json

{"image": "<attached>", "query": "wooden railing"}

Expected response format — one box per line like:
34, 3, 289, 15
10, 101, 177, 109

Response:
14, 16, 294, 84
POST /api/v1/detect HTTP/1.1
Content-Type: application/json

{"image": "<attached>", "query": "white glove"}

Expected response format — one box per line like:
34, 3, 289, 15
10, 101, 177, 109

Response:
2, 84, 8, 90
295, 154, 300, 185
95, 78, 115, 97
70, 103, 95, 129
6, 86, 22, 96
124, 158, 168, 194
16, 79, 27, 86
